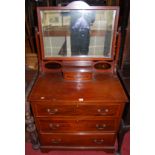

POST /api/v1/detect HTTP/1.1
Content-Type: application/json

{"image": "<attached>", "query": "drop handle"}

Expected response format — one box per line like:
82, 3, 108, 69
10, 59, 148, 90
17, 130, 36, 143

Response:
51, 138, 61, 144
93, 139, 104, 144
97, 108, 109, 115
96, 124, 106, 130
49, 123, 60, 130
46, 108, 58, 115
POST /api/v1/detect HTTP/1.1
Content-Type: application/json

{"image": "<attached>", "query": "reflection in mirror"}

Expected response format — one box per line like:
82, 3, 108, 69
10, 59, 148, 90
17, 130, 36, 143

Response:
40, 9, 116, 58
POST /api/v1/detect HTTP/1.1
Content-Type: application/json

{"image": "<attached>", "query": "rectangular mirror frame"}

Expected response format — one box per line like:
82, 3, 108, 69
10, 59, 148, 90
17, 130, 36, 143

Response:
37, 6, 119, 61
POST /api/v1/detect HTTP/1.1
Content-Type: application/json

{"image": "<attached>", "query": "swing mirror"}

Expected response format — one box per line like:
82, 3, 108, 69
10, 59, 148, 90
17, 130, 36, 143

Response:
37, 4, 119, 59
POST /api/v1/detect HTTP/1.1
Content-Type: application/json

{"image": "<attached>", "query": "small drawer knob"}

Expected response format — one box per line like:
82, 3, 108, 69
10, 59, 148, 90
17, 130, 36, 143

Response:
93, 139, 104, 144
49, 123, 60, 130
105, 109, 109, 112
51, 138, 61, 144
96, 124, 106, 130
97, 108, 109, 115
46, 108, 58, 115
40, 96, 45, 99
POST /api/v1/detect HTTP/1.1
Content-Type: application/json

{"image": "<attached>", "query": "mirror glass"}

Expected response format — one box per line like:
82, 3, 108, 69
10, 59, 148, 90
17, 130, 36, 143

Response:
40, 9, 116, 58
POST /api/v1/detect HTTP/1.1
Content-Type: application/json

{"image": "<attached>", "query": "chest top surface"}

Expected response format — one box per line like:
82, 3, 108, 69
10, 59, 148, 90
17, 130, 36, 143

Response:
28, 73, 128, 102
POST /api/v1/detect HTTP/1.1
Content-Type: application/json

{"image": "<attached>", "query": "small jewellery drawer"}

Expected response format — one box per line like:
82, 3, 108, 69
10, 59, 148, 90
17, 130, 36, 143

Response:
36, 118, 117, 133
39, 133, 116, 147
33, 103, 76, 116
77, 104, 121, 117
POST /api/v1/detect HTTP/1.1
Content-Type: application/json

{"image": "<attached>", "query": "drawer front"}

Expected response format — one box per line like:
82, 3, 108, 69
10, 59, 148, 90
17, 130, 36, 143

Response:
77, 104, 121, 117
78, 119, 117, 132
63, 72, 92, 81
39, 133, 116, 147
36, 118, 117, 133
32, 102, 122, 117
34, 104, 76, 116
37, 119, 76, 132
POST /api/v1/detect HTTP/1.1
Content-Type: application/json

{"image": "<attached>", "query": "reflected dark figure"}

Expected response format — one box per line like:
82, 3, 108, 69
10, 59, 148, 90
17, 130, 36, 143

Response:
70, 11, 95, 56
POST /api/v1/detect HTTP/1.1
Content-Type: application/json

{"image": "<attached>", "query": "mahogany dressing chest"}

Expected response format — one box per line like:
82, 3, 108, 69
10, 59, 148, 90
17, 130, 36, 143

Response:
27, 1, 128, 153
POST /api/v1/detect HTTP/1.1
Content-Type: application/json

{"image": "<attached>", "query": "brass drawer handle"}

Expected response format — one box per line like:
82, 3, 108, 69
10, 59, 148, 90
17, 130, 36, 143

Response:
51, 138, 61, 144
49, 123, 60, 130
46, 108, 58, 115
93, 139, 104, 144
97, 108, 109, 115
96, 124, 106, 130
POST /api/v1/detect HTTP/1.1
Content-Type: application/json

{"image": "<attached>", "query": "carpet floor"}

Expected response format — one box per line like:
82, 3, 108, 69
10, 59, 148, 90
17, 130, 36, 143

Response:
25, 131, 129, 155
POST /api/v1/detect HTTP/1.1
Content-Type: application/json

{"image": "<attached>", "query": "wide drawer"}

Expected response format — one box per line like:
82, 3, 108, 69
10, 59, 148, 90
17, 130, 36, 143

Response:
36, 117, 118, 133
32, 102, 121, 117
39, 133, 116, 147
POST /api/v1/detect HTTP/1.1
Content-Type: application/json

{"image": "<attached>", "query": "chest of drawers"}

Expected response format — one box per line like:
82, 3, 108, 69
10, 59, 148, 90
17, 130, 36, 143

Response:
28, 73, 127, 153
26, 2, 128, 153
